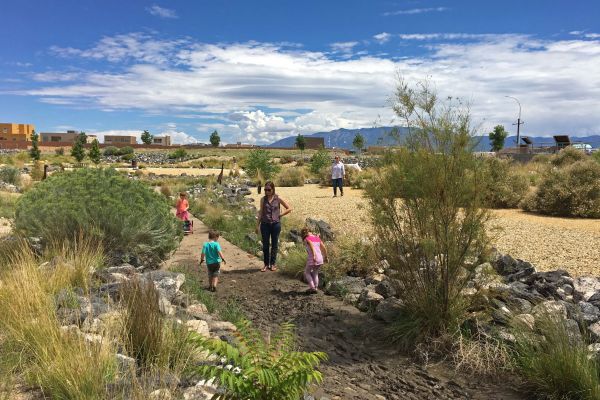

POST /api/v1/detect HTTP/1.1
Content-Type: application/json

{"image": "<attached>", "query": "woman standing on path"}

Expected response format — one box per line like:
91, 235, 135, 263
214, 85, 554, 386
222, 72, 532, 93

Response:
255, 181, 292, 272
331, 155, 346, 197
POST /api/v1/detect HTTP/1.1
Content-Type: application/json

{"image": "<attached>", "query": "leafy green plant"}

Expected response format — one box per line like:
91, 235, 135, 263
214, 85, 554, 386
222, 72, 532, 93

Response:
367, 78, 490, 350
521, 159, 600, 217
0, 165, 21, 186
103, 146, 119, 156
14, 168, 181, 266
309, 148, 330, 175
169, 148, 188, 160
191, 320, 327, 400
513, 314, 600, 400
245, 148, 280, 180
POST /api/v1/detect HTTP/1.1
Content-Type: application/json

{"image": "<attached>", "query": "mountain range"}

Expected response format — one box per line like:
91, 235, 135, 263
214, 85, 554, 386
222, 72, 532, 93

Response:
268, 127, 600, 151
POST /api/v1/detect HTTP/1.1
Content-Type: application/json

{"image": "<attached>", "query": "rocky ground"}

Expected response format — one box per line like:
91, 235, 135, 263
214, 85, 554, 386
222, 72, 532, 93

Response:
165, 215, 524, 400
249, 184, 600, 276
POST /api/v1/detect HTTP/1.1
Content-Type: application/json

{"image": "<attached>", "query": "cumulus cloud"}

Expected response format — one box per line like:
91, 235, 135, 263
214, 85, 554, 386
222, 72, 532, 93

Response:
147, 5, 178, 19
14, 32, 600, 143
330, 41, 359, 53
383, 7, 448, 16
373, 32, 391, 44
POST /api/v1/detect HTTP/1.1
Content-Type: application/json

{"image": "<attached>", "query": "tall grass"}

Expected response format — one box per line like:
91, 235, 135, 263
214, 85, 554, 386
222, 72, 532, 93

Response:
513, 314, 600, 400
0, 192, 19, 219
279, 245, 307, 278
0, 242, 116, 399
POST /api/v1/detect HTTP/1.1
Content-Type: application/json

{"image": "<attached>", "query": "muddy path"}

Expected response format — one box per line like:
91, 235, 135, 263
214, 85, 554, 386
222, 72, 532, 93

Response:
164, 214, 525, 400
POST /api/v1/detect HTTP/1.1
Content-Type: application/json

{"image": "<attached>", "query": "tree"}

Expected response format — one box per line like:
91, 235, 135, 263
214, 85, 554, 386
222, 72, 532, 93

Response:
366, 78, 490, 349
489, 125, 508, 152
70, 132, 87, 162
141, 130, 153, 145
295, 134, 306, 159
245, 148, 280, 179
88, 139, 101, 164
353, 133, 365, 154
310, 147, 330, 175
29, 130, 41, 161
210, 130, 220, 147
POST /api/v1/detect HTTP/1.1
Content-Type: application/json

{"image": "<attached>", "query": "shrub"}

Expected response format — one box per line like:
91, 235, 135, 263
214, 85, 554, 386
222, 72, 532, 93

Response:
310, 148, 330, 175
0, 165, 21, 186
551, 146, 587, 167
103, 146, 119, 156
245, 148, 280, 180
279, 245, 307, 278
55, 147, 65, 156
513, 314, 600, 400
14, 168, 181, 266
191, 320, 327, 399
521, 160, 600, 217
324, 236, 378, 279
275, 167, 305, 187
30, 161, 44, 181
119, 146, 134, 156
367, 78, 490, 350
160, 184, 172, 198
345, 167, 371, 189
484, 157, 530, 208
0, 192, 18, 219
169, 148, 187, 159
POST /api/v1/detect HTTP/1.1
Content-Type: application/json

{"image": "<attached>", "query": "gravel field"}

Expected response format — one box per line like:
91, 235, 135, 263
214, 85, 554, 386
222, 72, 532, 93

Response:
250, 184, 600, 276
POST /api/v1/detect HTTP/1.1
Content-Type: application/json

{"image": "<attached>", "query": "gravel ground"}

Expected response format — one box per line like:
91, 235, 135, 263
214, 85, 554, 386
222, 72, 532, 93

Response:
250, 184, 600, 276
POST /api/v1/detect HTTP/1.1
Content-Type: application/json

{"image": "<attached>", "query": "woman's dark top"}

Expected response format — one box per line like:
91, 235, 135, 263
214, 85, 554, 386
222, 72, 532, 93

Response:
261, 195, 281, 223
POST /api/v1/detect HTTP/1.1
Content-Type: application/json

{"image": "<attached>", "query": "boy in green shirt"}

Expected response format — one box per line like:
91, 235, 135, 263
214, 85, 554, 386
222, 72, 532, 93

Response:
200, 230, 226, 292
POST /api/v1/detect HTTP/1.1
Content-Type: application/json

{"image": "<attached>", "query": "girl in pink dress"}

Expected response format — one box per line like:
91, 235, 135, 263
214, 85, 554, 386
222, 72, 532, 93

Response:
301, 227, 328, 294
176, 192, 190, 221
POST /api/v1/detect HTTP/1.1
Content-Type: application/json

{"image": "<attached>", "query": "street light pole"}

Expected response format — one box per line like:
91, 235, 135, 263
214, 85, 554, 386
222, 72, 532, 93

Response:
505, 96, 524, 149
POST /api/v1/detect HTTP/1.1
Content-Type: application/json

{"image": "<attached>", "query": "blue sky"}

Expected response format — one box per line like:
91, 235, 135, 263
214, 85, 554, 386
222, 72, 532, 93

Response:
2, 0, 600, 144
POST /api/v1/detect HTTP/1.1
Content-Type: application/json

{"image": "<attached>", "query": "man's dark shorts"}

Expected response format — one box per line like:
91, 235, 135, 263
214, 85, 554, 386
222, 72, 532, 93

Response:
207, 262, 221, 278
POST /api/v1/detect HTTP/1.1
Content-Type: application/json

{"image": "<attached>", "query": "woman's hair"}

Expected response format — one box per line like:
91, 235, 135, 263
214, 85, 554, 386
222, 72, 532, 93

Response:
179, 192, 187, 197
208, 230, 220, 240
264, 181, 275, 194
300, 227, 310, 239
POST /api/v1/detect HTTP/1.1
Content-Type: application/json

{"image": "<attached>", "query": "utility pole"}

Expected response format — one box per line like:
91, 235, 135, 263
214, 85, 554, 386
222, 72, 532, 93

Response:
505, 96, 524, 149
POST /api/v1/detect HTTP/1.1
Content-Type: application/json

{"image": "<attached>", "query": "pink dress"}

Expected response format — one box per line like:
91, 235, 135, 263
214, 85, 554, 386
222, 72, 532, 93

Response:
176, 199, 190, 221
305, 234, 324, 266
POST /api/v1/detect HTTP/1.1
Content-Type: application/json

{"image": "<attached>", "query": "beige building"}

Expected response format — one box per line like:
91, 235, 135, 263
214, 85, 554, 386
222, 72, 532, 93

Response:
40, 131, 98, 144
0, 122, 36, 142
105, 135, 137, 145
152, 135, 171, 146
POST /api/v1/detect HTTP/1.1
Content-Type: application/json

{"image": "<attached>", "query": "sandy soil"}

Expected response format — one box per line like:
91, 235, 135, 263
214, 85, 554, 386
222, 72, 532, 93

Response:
249, 185, 600, 276
165, 214, 524, 400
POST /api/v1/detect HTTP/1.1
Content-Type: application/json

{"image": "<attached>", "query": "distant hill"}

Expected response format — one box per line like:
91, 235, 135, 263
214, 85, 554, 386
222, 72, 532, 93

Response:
268, 127, 600, 151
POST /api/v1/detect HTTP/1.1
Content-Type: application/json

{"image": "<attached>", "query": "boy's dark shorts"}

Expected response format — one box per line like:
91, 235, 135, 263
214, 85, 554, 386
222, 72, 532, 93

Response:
207, 262, 221, 278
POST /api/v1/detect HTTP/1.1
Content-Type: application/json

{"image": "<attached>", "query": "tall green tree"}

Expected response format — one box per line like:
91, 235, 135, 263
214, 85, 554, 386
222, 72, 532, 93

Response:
489, 125, 508, 152
295, 134, 306, 159
71, 132, 87, 162
29, 130, 41, 161
141, 130, 153, 145
88, 139, 101, 164
245, 148, 280, 179
353, 133, 365, 154
210, 130, 220, 147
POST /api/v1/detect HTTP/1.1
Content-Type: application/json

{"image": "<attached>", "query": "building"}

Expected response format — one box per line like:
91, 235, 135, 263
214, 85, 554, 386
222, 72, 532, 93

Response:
152, 135, 171, 146
0, 123, 36, 142
104, 135, 137, 145
40, 131, 99, 144
295, 137, 325, 149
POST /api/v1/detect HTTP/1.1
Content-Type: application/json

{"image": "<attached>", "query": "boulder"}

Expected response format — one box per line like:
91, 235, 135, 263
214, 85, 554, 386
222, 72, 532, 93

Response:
564, 319, 583, 345
186, 320, 210, 338
116, 353, 136, 377
472, 262, 502, 289
374, 279, 397, 298
144, 271, 186, 302
588, 343, 600, 362
325, 276, 366, 296
187, 303, 209, 318
579, 301, 600, 325
357, 289, 384, 312
208, 321, 237, 333
149, 389, 172, 400
158, 295, 176, 316
587, 291, 600, 309
364, 273, 386, 285
55, 290, 92, 326
305, 218, 335, 241
513, 313, 535, 331
532, 300, 568, 320
573, 276, 600, 302
588, 322, 600, 342
106, 263, 137, 276
374, 297, 404, 323
183, 387, 214, 400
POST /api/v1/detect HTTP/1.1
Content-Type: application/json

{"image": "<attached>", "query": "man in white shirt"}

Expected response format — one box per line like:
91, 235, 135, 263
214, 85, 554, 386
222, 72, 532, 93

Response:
331, 155, 346, 197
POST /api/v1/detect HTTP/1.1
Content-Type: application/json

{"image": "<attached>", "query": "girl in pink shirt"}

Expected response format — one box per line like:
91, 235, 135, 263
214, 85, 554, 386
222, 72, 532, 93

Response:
301, 227, 328, 294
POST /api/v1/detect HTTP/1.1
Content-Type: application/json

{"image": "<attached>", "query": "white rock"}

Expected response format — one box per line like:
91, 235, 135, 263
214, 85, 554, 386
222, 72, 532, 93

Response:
514, 314, 535, 331
574, 276, 600, 301
209, 321, 237, 333
187, 303, 209, 318
187, 320, 210, 338
149, 389, 172, 400
532, 300, 567, 320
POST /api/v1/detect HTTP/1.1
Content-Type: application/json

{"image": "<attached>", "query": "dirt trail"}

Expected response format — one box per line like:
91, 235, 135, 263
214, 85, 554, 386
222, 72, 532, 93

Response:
164, 214, 524, 400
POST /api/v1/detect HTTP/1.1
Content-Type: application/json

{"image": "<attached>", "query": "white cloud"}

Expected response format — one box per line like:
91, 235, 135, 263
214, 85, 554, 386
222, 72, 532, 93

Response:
373, 32, 391, 44
15, 32, 600, 143
147, 5, 178, 19
330, 41, 359, 53
383, 7, 448, 16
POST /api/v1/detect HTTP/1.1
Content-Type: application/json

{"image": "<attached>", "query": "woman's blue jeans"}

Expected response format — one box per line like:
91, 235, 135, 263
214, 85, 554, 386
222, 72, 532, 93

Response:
260, 221, 281, 267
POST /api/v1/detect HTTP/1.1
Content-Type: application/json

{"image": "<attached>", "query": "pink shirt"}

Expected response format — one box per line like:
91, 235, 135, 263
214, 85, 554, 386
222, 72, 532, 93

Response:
304, 234, 324, 266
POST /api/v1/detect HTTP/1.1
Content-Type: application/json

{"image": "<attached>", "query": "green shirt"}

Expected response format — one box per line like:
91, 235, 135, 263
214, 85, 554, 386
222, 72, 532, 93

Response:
202, 241, 222, 265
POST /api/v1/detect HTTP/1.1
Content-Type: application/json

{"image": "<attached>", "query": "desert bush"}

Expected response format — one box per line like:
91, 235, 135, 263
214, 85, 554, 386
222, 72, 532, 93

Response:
0, 165, 21, 186
103, 146, 119, 156
452, 331, 514, 378
120, 146, 134, 156
593, 151, 600, 164
245, 148, 280, 180
345, 167, 372, 189
279, 245, 307, 278
14, 168, 181, 266
169, 148, 187, 160
484, 157, 530, 208
310, 148, 330, 175
0, 192, 18, 219
295, 158, 305, 167
30, 161, 44, 181
191, 320, 327, 399
54, 147, 65, 156
160, 184, 172, 198
551, 146, 587, 167
513, 314, 600, 400
366, 79, 490, 350
0, 243, 116, 399
275, 167, 305, 187
521, 159, 600, 218
324, 236, 378, 279
279, 155, 294, 164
